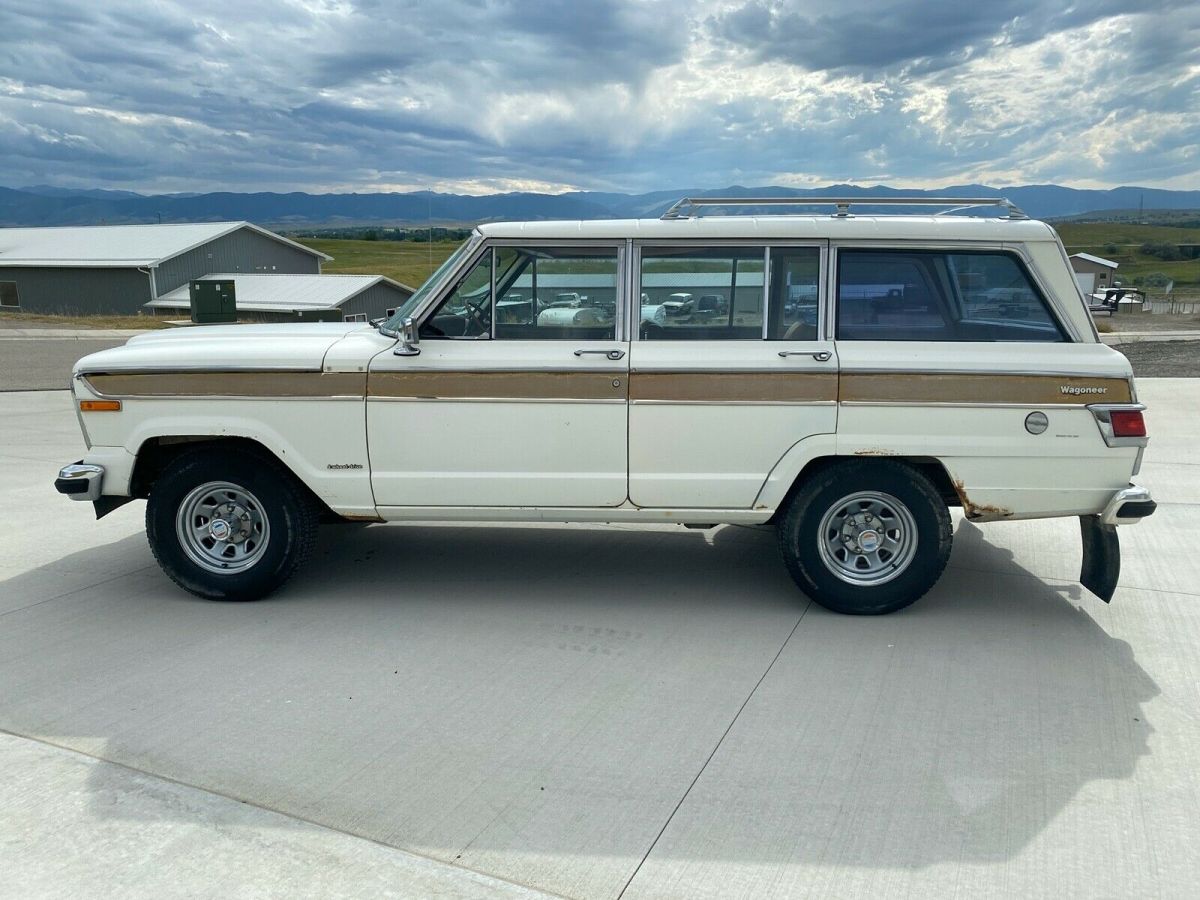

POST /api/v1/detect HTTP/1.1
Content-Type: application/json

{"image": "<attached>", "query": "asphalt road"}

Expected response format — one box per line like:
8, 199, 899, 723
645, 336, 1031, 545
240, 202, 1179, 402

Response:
2, 383, 1198, 898
0, 339, 125, 391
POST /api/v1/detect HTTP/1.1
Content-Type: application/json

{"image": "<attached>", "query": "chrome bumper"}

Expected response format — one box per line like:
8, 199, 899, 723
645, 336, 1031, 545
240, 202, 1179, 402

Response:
55, 462, 105, 502
1101, 484, 1156, 526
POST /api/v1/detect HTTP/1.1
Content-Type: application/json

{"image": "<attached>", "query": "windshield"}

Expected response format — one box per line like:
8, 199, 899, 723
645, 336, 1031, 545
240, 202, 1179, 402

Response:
381, 233, 482, 333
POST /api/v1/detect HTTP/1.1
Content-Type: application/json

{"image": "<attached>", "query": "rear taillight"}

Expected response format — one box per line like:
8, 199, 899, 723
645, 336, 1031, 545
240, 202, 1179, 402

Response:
1110, 409, 1146, 438
1089, 404, 1149, 447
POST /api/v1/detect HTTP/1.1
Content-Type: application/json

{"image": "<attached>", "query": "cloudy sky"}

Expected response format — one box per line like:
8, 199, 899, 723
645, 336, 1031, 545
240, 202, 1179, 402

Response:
1, 0, 1197, 195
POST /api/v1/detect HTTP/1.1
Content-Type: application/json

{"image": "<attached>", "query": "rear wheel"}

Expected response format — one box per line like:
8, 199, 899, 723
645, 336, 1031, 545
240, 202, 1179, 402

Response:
777, 460, 953, 615
146, 450, 318, 601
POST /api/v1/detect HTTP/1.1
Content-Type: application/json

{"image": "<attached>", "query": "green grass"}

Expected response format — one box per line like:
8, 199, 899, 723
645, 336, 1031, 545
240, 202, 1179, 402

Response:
1052, 222, 1200, 290
298, 239, 462, 289
0, 310, 171, 329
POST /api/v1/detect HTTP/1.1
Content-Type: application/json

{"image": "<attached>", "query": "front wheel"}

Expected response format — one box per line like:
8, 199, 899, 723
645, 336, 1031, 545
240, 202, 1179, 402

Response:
146, 450, 318, 601
777, 460, 953, 615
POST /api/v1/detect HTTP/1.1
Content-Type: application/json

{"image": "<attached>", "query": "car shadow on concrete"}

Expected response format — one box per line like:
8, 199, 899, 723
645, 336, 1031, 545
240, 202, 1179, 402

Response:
0, 519, 1159, 894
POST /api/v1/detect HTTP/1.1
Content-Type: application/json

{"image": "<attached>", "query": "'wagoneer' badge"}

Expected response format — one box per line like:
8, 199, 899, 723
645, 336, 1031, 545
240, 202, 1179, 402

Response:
1060, 385, 1108, 395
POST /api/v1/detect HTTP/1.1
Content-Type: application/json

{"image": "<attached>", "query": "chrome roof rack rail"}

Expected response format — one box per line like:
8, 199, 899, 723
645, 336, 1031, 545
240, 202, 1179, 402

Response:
659, 196, 1029, 220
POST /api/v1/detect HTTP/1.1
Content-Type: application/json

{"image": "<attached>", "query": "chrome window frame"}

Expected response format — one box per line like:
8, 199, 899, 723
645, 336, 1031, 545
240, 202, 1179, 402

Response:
629, 240, 827, 343
416, 238, 627, 343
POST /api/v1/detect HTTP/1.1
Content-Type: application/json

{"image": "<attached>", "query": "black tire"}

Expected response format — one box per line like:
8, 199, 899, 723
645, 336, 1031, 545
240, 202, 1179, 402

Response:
777, 460, 953, 615
146, 449, 318, 601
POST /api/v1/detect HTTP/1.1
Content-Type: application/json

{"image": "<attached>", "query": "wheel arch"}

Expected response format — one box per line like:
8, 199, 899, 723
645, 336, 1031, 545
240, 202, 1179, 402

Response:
130, 435, 340, 520
759, 447, 961, 524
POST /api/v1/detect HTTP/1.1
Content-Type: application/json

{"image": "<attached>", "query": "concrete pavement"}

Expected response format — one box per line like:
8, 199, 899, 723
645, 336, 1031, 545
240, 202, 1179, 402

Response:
2, 383, 1199, 898
0, 339, 126, 391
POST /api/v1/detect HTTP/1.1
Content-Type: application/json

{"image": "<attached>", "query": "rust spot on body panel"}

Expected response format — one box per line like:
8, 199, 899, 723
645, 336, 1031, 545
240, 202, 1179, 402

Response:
951, 477, 1013, 520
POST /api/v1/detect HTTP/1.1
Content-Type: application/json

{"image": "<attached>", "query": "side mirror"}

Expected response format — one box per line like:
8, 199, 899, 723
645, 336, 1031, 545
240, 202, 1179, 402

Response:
394, 317, 421, 356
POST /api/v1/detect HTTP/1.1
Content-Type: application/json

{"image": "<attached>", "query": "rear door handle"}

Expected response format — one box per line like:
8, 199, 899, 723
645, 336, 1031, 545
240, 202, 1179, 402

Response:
779, 350, 833, 361
574, 349, 626, 360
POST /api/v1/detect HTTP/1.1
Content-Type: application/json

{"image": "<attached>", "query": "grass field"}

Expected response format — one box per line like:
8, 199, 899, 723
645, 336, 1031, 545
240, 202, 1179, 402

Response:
1054, 222, 1200, 291
298, 239, 462, 289
0, 311, 171, 330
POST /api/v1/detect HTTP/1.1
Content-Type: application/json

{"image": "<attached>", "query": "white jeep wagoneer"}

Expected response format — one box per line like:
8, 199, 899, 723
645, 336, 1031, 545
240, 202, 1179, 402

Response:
56, 196, 1156, 614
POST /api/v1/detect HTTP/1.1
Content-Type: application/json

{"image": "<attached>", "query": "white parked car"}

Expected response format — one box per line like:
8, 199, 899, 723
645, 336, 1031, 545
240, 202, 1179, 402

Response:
57, 197, 1155, 615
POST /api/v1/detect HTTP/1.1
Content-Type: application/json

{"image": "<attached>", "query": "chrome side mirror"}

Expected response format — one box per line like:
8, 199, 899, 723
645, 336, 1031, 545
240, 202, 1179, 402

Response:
394, 317, 421, 356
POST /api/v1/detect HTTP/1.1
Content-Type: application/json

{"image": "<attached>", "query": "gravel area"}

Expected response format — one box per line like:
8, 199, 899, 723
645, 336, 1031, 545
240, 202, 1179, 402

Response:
1113, 340, 1200, 377
1099, 311, 1200, 333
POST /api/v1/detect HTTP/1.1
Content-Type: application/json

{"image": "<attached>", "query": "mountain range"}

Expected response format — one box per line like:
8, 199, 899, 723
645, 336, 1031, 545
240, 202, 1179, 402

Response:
2, 183, 1198, 228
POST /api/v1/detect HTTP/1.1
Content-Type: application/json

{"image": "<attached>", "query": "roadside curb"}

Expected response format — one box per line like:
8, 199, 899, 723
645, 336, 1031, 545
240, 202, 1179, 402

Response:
0, 329, 153, 340
1102, 331, 1200, 345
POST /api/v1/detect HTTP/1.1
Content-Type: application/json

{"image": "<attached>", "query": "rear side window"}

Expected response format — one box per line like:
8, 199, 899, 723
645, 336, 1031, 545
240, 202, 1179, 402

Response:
836, 249, 1065, 342
639, 247, 764, 340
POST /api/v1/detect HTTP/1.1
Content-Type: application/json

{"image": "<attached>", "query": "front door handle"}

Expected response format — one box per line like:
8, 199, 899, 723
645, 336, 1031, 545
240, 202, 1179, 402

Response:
574, 349, 626, 360
778, 350, 833, 361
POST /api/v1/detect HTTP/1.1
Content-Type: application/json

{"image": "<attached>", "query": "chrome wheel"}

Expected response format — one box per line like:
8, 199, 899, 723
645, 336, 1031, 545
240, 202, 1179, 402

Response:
175, 481, 271, 575
817, 490, 918, 586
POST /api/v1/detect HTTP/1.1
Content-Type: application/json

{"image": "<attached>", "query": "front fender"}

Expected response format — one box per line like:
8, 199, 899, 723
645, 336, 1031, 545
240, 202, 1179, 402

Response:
112, 400, 376, 517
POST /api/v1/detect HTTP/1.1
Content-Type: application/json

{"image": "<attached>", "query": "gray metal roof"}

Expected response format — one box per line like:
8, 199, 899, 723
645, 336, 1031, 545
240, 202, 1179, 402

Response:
1069, 252, 1120, 269
146, 273, 412, 313
0, 222, 331, 267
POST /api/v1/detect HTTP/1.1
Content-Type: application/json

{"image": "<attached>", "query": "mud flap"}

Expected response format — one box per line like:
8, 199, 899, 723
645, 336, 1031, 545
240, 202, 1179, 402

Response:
93, 496, 133, 520
1079, 515, 1120, 603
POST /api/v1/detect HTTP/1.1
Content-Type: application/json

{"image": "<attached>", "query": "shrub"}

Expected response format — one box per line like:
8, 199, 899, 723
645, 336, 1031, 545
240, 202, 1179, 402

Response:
1140, 242, 1183, 261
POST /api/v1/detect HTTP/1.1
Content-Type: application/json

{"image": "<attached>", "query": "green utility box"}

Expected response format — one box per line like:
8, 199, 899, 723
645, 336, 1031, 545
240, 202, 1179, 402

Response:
189, 280, 237, 324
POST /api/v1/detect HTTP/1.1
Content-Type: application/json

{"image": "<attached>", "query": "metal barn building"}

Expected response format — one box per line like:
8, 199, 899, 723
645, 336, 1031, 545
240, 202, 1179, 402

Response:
0, 222, 330, 315
1069, 252, 1120, 295
145, 274, 415, 322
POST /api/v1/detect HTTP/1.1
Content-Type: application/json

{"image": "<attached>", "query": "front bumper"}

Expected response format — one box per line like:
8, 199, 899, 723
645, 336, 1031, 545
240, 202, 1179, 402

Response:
55, 462, 105, 502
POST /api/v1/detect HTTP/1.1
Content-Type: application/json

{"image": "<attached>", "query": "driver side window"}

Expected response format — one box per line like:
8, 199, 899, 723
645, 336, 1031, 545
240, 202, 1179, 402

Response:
421, 251, 493, 339
422, 245, 619, 341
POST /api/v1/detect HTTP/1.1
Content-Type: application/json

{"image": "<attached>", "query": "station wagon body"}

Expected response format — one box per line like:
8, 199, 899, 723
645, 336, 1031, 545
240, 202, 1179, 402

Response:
57, 197, 1155, 614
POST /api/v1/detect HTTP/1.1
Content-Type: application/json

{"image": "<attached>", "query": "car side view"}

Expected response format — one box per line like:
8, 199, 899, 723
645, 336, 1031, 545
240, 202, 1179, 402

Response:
56, 196, 1155, 614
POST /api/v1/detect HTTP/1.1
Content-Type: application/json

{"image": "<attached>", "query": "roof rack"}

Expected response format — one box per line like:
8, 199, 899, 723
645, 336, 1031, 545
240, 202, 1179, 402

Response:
659, 196, 1028, 220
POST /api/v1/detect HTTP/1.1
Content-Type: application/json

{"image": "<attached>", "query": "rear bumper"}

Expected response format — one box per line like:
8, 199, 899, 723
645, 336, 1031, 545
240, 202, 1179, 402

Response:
55, 462, 104, 502
1101, 484, 1156, 526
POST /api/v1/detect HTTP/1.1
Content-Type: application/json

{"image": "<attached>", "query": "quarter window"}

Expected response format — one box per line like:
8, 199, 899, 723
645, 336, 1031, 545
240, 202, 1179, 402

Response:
835, 250, 1064, 342
766, 248, 820, 340
0, 282, 18, 308
639, 247, 764, 340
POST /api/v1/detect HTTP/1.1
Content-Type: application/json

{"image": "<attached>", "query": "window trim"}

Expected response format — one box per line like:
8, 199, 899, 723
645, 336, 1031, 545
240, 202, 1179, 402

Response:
419, 240, 627, 342
0, 281, 20, 309
828, 242, 1072, 343
630, 240, 827, 343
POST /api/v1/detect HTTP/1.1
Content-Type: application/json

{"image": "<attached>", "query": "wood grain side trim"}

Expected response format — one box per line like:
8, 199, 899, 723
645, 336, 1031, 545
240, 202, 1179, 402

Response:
839, 373, 1132, 405
629, 372, 838, 403
368, 371, 625, 401
84, 372, 367, 398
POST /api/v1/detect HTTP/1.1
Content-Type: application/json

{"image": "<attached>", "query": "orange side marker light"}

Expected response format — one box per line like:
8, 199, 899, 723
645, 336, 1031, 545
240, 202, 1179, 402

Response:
79, 400, 122, 412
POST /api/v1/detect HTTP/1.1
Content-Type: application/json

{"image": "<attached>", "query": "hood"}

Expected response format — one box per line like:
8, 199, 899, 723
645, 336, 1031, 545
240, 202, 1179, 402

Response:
74, 322, 371, 375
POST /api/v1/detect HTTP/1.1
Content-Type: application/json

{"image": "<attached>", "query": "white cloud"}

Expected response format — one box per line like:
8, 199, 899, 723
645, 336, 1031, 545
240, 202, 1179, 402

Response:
0, 0, 1194, 193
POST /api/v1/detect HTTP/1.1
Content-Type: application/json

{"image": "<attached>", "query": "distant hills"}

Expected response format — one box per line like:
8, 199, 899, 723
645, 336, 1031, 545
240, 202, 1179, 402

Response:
2, 182, 1199, 228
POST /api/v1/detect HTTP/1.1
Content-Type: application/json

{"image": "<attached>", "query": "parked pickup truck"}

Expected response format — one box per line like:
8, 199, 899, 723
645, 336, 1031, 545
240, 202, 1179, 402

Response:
57, 196, 1155, 615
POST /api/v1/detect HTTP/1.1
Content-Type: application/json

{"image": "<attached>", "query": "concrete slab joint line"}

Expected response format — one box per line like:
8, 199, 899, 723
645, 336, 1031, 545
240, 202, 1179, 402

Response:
1, 730, 557, 900
4, 382, 1200, 899
616, 606, 810, 900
